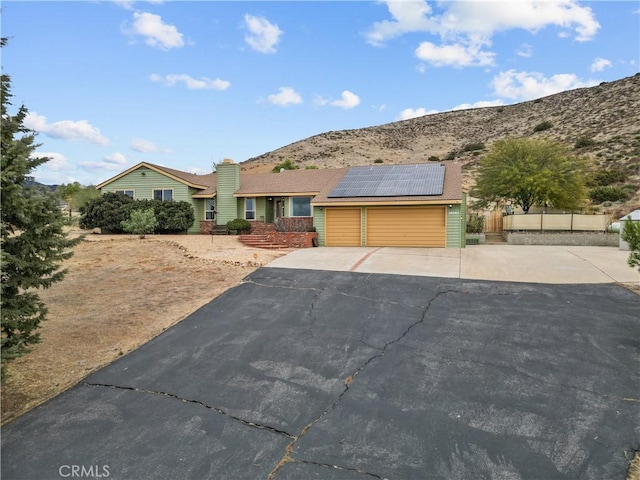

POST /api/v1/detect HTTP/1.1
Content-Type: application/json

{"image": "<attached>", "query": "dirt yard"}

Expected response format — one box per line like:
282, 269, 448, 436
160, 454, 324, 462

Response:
1, 233, 290, 425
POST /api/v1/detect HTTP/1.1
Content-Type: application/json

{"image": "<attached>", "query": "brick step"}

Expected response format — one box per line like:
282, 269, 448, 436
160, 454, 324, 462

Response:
238, 235, 288, 250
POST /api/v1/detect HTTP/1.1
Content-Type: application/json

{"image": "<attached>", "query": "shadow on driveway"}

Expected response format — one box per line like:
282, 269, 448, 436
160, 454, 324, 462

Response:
2, 268, 639, 479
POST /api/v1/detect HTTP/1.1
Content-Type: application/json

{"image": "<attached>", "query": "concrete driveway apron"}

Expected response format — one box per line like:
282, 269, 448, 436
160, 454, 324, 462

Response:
268, 245, 640, 285
2, 266, 638, 480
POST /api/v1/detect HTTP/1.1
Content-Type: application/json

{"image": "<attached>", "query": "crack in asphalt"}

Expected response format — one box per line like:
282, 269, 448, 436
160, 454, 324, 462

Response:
294, 458, 385, 478
81, 382, 295, 439
267, 288, 455, 479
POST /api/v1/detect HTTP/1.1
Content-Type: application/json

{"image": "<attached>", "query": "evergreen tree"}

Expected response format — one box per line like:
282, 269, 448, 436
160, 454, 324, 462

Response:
1, 39, 80, 380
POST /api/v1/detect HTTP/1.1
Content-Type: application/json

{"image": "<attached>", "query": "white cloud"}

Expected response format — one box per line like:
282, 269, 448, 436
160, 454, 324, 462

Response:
24, 112, 109, 145
114, 0, 164, 9
516, 43, 533, 58
31, 152, 71, 171
366, 1, 599, 69
130, 139, 158, 153
31, 152, 76, 184
397, 107, 438, 120
244, 14, 283, 54
150, 73, 230, 90
451, 99, 505, 111
80, 152, 128, 171
397, 99, 505, 120
123, 12, 184, 50
267, 87, 302, 106
330, 91, 361, 109
313, 95, 329, 107
367, 0, 599, 45
491, 69, 598, 101
415, 41, 495, 67
590, 57, 612, 72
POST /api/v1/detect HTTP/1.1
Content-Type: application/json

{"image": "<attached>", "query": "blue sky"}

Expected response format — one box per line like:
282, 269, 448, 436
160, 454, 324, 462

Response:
2, 1, 639, 185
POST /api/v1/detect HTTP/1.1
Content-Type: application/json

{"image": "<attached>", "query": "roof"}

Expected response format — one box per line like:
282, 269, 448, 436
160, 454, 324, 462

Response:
328, 164, 445, 198
234, 168, 348, 196
312, 162, 463, 205
96, 162, 217, 191
96, 161, 462, 204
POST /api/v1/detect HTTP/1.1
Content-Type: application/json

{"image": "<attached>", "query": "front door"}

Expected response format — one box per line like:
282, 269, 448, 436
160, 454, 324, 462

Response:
275, 199, 285, 219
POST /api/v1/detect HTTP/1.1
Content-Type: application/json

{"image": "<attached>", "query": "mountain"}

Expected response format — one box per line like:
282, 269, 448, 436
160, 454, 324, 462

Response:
241, 74, 640, 218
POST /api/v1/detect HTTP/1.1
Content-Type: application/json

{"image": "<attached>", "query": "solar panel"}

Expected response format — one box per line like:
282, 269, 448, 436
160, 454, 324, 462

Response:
328, 164, 445, 198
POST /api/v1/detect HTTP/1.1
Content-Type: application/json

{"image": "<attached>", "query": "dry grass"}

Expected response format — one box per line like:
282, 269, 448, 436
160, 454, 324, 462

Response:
627, 451, 640, 480
0, 234, 288, 425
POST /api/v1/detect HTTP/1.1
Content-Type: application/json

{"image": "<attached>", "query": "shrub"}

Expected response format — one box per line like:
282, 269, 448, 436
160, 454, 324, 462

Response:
79, 195, 195, 233
621, 217, 640, 272
427, 155, 440, 162
466, 214, 485, 234
226, 218, 251, 233
271, 159, 299, 173
588, 169, 626, 186
533, 120, 553, 132
588, 186, 630, 203
463, 142, 485, 152
79, 192, 135, 232
445, 151, 457, 161
154, 201, 195, 233
121, 208, 157, 239
374, 159, 384, 164
305, 165, 318, 169
574, 136, 596, 149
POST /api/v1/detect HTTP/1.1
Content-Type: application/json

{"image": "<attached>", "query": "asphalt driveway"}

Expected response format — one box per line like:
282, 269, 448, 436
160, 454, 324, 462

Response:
2, 268, 639, 480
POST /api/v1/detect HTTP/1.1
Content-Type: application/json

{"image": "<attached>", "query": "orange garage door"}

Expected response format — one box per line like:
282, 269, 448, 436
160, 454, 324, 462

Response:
366, 207, 446, 247
325, 208, 362, 246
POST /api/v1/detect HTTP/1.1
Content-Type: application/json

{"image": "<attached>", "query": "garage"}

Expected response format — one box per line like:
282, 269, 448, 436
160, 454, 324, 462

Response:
325, 208, 362, 246
366, 206, 446, 247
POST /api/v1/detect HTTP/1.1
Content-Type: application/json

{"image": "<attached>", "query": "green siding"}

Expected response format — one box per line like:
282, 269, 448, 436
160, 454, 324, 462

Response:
256, 197, 266, 222
313, 206, 326, 246
102, 167, 201, 233
446, 204, 464, 248
216, 162, 241, 225
460, 193, 467, 248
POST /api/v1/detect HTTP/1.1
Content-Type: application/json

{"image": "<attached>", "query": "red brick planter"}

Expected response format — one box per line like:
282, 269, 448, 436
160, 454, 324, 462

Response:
266, 232, 318, 248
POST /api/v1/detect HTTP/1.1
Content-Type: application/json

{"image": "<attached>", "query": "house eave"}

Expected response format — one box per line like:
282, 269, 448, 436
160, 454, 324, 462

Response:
312, 198, 463, 207
233, 191, 320, 198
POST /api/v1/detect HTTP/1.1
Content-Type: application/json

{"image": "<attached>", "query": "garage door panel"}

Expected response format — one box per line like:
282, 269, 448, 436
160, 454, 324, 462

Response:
325, 208, 361, 246
366, 207, 445, 247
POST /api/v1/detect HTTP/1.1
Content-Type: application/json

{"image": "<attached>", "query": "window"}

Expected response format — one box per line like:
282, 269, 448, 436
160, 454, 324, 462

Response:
153, 189, 173, 201
245, 197, 256, 220
205, 199, 216, 220
291, 197, 311, 217
115, 190, 134, 198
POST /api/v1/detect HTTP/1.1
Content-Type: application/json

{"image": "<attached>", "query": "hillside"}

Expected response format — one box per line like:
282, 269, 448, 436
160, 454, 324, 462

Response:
241, 74, 640, 218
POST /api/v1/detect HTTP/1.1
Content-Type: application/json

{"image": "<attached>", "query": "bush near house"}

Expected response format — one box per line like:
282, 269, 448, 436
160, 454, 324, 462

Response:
121, 208, 157, 239
80, 194, 194, 233
226, 218, 251, 234
466, 214, 485, 234
79, 192, 134, 233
